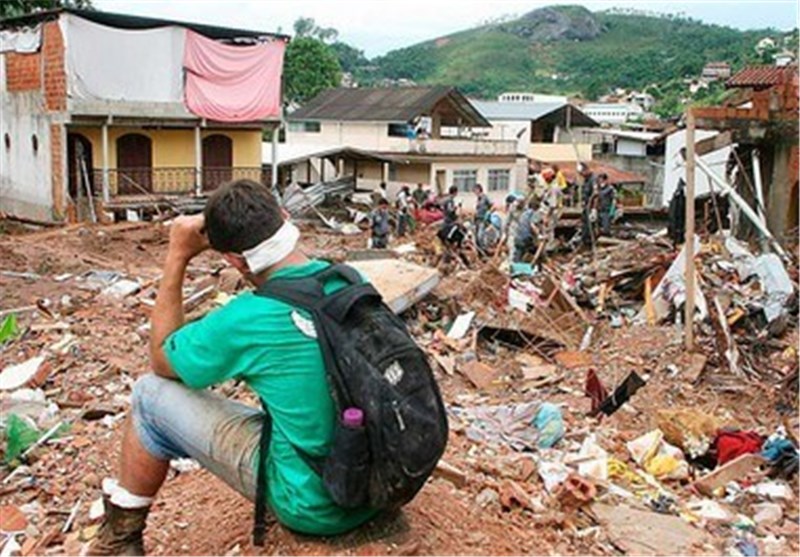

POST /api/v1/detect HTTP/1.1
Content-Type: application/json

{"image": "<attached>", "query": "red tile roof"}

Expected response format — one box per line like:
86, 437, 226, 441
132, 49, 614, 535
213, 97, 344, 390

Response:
726, 65, 796, 89
531, 160, 646, 185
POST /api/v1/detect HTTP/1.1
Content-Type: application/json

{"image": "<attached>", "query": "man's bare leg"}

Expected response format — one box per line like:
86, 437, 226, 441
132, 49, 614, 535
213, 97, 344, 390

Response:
118, 416, 169, 497
84, 418, 164, 556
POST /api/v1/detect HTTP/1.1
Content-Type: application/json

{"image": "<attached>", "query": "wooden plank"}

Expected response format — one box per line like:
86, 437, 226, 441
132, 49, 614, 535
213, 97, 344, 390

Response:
694, 130, 733, 157
693, 454, 767, 496
346, 259, 440, 314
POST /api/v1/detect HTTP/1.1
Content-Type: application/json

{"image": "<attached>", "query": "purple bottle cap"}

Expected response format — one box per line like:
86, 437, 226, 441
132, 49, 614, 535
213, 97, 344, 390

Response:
343, 407, 364, 427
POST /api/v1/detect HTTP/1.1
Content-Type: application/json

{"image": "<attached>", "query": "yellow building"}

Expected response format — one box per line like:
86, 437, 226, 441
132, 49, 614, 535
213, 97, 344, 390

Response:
0, 8, 284, 222
68, 124, 264, 197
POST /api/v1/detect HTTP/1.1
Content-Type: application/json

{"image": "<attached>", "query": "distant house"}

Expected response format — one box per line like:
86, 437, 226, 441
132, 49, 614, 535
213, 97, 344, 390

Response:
0, 8, 286, 222
627, 91, 655, 112
497, 91, 568, 104
755, 37, 777, 54
701, 62, 732, 81
581, 102, 644, 125
274, 86, 528, 206
774, 51, 795, 67
471, 99, 598, 162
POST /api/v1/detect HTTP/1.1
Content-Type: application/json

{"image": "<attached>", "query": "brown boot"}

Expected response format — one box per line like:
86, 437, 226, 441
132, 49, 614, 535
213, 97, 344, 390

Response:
84, 498, 149, 556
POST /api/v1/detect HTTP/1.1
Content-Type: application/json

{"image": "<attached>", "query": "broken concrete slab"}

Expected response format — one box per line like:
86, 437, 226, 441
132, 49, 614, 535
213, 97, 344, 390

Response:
346, 259, 440, 314
592, 502, 709, 556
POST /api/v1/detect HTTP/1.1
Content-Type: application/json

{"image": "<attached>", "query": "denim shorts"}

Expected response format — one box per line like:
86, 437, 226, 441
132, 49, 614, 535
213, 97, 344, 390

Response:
131, 374, 262, 501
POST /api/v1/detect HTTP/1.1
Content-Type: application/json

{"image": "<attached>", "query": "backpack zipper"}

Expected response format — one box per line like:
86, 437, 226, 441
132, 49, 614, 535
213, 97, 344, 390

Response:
392, 400, 406, 431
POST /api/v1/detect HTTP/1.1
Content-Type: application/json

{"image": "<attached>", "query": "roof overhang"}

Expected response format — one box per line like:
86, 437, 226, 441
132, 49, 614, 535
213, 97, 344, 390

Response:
0, 8, 289, 41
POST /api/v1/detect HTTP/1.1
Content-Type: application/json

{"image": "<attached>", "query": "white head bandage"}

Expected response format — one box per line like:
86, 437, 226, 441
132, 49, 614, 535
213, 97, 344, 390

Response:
241, 221, 300, 274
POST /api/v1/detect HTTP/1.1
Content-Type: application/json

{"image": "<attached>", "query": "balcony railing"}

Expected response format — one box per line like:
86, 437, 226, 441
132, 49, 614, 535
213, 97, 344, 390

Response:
383, 136, 519, 157
91, 167, 268, 196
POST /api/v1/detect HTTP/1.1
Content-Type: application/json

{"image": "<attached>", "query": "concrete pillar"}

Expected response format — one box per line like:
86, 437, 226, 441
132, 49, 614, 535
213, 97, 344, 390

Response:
101, 122, 110, 203
767, 141, 792, 239
271, 124, 279, 198
194, 124, 202, 195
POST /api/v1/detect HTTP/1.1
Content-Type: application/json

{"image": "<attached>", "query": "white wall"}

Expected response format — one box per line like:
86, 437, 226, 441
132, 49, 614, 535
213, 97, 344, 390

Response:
286, 121, 517, 157
616, 138, 647, 157
0, 62, 54, 221
481, 119, 531, 154
662, 129, 733, 206
286, 121, 408, 152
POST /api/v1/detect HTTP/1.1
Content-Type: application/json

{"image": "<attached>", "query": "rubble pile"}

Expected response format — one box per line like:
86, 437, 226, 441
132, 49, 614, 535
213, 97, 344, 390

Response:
1, 217, 798, 556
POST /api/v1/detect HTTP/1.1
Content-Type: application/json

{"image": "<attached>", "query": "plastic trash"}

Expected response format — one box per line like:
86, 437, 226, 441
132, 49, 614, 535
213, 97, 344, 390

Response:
534, 403, 564, 449
4, 414, 40, 464
0, 314, 20, 343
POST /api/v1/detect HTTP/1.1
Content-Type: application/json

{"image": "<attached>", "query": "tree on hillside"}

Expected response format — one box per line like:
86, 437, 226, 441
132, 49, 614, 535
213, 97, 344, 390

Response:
293, 16, 338, 43
1, 0, 92, 18
330, 41, 368, 73
284, 36, 342, 105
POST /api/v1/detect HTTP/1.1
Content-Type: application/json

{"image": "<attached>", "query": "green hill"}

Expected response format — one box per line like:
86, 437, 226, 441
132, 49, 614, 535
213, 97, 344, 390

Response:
356, 5, 788, 110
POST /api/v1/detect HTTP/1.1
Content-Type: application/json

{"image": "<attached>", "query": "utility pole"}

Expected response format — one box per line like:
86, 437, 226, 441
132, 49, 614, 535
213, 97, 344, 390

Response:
684, 109, 696, 351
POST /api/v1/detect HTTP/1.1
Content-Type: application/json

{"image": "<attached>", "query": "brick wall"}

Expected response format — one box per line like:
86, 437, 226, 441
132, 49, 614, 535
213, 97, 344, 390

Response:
42, 21, 66, 112
5, 52, 42, 91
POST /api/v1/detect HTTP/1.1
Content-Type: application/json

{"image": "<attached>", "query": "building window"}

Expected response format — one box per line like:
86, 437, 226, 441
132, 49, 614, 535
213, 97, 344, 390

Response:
452, 169, 477, 192
31, 134, 38, 154
4, 133, 9, 151
388, 123, 412, 138
487, 169, 510, 192
287, 121, 321, 133
388, 162, 398, 181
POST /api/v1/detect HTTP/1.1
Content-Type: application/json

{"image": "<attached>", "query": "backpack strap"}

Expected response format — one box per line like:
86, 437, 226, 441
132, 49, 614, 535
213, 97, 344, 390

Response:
256, 276, 325, 310
253, 403, 273, 546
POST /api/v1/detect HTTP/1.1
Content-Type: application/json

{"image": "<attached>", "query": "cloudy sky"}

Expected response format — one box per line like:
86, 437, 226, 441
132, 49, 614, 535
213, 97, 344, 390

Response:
95, 0, 799, 57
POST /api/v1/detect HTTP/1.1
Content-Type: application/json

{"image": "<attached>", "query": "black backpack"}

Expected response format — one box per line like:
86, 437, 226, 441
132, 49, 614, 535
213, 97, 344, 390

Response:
251, 263, 448, 544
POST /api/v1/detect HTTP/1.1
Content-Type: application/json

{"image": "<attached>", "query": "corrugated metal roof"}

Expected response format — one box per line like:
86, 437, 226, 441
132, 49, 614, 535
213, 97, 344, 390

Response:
585, 129, 661, 142
471, 100, 566, 121
289, 87, 490, 127
472, 100, 598, 127
726, 65, 794, 89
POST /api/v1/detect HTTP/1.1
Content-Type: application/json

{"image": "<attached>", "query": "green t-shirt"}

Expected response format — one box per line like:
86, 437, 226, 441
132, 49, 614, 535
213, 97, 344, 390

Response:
163, 260, 377, 535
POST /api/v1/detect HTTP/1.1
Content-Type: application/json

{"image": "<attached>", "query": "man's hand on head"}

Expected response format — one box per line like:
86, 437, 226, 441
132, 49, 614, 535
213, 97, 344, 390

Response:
168, 214, 210, 263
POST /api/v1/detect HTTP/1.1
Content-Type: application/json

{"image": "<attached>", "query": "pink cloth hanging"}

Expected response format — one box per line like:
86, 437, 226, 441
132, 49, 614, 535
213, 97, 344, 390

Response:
183, 30, 285, 122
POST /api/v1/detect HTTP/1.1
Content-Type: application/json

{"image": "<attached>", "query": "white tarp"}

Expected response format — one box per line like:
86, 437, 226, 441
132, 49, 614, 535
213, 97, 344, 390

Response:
62, 14, 185, 103
662, 129, 734, 206
0, 25, 42, 53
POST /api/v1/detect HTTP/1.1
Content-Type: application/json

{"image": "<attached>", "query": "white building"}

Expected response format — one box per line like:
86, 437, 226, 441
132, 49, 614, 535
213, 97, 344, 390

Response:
498, 91, 568, 104
582, 103, 645, 125
470, 99, 598, 162
273, 87, 528, 208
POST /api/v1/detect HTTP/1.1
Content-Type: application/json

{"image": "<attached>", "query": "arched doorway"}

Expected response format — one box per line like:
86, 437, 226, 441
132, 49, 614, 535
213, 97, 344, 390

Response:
202, 134, 233, 191
67, 133, 94, 200
117, 133, 152, 194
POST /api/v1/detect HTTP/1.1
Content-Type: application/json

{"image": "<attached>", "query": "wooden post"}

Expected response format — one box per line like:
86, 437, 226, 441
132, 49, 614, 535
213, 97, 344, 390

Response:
684, 109, 696, 351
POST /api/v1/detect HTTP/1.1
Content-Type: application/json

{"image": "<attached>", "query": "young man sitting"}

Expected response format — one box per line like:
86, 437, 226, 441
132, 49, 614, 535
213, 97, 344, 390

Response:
86, 180, 377, 556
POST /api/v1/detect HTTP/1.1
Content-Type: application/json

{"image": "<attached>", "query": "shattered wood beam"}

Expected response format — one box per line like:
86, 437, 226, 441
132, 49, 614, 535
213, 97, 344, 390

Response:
684, 110, 696, 351
751, 149, 767, 227
694, 156, 788, 260
691, 130, 733, 157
